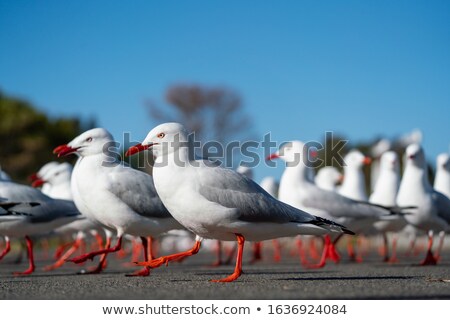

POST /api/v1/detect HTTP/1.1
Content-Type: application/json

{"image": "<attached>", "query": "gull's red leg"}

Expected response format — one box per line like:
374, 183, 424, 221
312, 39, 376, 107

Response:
81, 236, 112, 274
134, 240, 201, 268
127, 237, 150, 277
211, 240, 223, 267
68, 236, 122, 264
0, 237, 11, 261
131, 239, 142, 262
13, 236, 35, 276
147, 237, 155, 261
328, 240, 341, 263
211, 234, 245, 283
306, 235, 340, 269
347, 236, 363, 262
296, 237, 310, 266
420, 231, 437, 266
272, 239, 282, 262
308, 238, 320, 260
43, 237, 83, 271
250, 242, 262, 264
54, 241, 72, 260
382, 233, 390, 262
388, 235, 399, 263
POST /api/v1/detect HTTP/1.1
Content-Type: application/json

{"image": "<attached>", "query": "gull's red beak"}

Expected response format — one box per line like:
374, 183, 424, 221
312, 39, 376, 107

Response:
266, 153, 279, 161
337, 174, 345, 184
363, 156, 372, 165
32, 179, 45, 188
125, 143, 152, 157
53, 144, 79, 157
309, 150, 318, 159
29, 173, 38, 182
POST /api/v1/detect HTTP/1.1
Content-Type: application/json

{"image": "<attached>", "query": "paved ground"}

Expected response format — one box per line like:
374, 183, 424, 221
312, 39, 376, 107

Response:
1, 243, 450, 300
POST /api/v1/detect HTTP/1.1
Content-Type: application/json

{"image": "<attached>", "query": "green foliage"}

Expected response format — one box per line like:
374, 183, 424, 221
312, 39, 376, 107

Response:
0, 91, 95, 182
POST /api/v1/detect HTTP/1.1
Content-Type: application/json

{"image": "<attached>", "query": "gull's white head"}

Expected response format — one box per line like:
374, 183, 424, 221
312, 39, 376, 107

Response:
379, 151, 399, 172
54, 128, 115, 158
405, 144, 426, 169
315, 166, 343, 189
41, 163, 73, 186
344, 150, 371, 169
37, 161, 59, 178
29, 161, 59, 183
267, 140, 307, 164
126, 122, 189, 159
436, 153, 450, 172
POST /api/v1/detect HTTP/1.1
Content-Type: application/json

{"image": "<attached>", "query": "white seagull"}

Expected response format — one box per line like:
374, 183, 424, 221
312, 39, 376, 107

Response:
126, 123, 353, 282
396, 144, 450, 265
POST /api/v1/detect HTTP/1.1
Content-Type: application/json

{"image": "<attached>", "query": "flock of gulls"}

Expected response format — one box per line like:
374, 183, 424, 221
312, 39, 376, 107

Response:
1, 123, 449, 282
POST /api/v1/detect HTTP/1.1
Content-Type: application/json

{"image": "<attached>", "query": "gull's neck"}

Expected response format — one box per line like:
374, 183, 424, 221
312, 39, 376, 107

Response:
154, 146, 191, 168
370, 167, 399, 206
398, 162, 433, 200
340, 165, 367, 201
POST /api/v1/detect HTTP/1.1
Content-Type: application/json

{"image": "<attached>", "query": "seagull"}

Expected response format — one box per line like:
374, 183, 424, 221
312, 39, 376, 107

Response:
54, 127, 184, 276
396, 144, 450, 265
126, 122, 353, 282
338, 150, 371, 201
369, 151, 405, 262
315, 167, 343, 192
434, 153, 450, 199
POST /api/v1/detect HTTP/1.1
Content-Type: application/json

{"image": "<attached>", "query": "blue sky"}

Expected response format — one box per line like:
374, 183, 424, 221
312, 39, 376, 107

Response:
1, 0, 449, 182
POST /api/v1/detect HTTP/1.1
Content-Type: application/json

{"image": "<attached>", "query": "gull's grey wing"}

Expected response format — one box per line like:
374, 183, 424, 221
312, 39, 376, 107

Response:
9, 200, 81, 223
107, 165, 171, 219
302, 187, 392, 219
197, 165, 321, 223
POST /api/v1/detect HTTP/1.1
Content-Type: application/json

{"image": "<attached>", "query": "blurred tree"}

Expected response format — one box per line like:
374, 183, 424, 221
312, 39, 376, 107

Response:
147, 84, 252, 143
0, 91, 95, 182
136, 84, 253, 171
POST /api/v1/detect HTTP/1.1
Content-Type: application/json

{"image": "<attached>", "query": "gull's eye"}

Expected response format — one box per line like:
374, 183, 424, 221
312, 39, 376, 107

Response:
157, 132, 165, 139
86, 137, 93, 142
